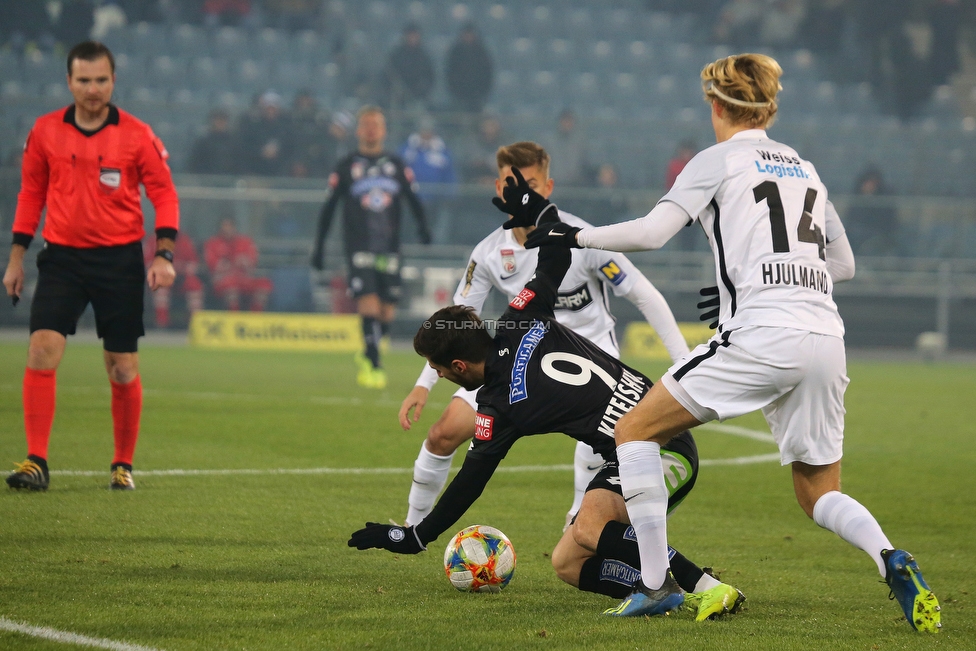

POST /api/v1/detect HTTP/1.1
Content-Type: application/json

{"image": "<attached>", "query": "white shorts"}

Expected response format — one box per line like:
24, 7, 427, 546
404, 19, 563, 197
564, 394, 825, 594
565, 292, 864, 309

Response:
661, 326, 848, 466
452, 329, 620, 410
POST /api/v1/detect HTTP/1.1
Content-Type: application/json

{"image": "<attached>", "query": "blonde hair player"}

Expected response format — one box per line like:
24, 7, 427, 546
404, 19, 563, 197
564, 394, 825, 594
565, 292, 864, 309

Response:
526, 53, 941, 632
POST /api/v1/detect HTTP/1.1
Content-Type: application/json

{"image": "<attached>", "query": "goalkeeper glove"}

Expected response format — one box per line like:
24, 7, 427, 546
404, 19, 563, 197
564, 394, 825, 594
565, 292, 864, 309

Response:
492, 167, 557, 230
523, 221, 583, 249
697, 285, 719, 329
348, 522, 426, 554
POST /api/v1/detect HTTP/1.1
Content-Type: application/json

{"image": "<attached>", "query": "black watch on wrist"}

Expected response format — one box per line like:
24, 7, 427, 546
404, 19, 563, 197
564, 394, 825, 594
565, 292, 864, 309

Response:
154, 249, 174, 263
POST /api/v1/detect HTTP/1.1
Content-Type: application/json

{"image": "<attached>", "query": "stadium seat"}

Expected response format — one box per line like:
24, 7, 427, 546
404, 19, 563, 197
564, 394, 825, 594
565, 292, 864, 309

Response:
171, 24, 209, 57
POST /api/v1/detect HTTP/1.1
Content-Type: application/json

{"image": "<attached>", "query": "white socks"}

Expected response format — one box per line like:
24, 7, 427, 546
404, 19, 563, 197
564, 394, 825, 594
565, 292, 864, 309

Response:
405, 444, 454, 527
617, 440, 670, 590
569, 441, 604, 518
694, 572, 722, 593
813, 490, 892, 577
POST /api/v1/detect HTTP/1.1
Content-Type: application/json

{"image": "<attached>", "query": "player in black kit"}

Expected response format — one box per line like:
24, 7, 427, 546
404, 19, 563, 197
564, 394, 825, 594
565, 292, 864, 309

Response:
312, 106, 431, 389
349, 169, 744, 620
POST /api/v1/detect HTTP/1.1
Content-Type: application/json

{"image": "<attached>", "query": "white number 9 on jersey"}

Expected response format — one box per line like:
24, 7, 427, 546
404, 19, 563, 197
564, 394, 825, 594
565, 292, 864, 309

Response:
541, 352, 617, 390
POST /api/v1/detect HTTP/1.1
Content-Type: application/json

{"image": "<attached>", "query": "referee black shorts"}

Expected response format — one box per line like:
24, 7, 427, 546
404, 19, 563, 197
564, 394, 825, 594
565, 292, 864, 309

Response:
30, 242, 146, 353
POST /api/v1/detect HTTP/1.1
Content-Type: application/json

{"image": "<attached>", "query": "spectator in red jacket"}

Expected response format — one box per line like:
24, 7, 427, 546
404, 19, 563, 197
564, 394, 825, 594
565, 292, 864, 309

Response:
204, 217, 273, 311
664, 140, 697, 191
143, 233, 204, 328
3, 41, 178, 492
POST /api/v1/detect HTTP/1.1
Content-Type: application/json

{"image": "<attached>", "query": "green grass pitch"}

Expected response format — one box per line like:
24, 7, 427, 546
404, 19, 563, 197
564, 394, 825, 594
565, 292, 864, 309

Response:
1, 342, 974, 650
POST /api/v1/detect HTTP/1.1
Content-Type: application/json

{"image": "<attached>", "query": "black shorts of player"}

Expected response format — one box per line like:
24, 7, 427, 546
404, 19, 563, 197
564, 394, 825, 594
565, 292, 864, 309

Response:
347, 251, 402, 304
585, 430, 699, 514
30, 241, 146, 353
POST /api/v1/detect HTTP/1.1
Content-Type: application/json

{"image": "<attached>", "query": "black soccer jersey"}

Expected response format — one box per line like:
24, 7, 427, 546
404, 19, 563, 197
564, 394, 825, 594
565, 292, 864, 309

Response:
470, 264, 652, 464
315, 151, 430, 255
415, 217, 669, 546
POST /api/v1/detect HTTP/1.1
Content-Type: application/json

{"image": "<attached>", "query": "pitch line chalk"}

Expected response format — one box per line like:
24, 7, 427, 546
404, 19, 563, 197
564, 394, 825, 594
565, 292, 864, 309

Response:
0, 617, 163, 651
48, 421, 778, 477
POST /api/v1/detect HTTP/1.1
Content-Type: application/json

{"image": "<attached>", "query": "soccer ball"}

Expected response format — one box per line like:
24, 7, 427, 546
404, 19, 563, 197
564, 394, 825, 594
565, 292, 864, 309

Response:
443, 525, 516, 593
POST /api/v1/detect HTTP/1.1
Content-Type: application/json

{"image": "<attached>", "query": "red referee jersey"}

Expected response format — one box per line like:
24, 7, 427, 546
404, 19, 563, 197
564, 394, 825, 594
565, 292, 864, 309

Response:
13, 104, 179, 248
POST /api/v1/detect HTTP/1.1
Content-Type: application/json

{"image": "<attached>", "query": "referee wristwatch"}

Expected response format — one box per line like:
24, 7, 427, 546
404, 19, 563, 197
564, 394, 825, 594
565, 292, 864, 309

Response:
154, 249, 175, 263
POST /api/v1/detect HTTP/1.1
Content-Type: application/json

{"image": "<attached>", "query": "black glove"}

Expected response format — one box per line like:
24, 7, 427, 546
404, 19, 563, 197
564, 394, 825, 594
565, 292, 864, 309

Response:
419, 227, 432, 245
348, 522, 426, 554
310, 246, 324, 271
491, 167, 557, 230
697, 286, 719, 329
524, 221, 583, 249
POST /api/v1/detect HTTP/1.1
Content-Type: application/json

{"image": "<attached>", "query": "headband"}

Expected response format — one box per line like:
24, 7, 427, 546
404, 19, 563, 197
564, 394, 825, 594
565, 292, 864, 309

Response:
704, 82, 773, 108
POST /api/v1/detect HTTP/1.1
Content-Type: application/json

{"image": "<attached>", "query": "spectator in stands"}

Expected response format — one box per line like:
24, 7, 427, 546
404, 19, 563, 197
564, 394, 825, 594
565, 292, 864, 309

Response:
587, 163, 630, 225
445, 22, 495, 116
382, 23, 436, 112
0, 1, 56, 52
239, 90, 292, 177
186, 108, 239, 175
54, 1, 95, 48
458, 114, 507, 185
202, 0, 253, 28
930, 0, 961, 85
91, 0, 127, 40
399, 116, 458, 244
204, 217, 273, 311
846, 166, 898, 255
545, 109, 590, 187
288, 90, 333, 179
664, 140, 696, 190
143, 234, 204, 328
263, 0, 320, 32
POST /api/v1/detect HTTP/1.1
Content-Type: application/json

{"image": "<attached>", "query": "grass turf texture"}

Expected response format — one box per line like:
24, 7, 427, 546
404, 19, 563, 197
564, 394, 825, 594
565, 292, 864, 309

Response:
0, 342, 973, 650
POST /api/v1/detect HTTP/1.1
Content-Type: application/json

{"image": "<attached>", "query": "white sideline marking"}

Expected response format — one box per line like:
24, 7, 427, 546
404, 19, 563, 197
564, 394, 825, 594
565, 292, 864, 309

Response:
0, 617, 162, 651
51, 454, 779, 478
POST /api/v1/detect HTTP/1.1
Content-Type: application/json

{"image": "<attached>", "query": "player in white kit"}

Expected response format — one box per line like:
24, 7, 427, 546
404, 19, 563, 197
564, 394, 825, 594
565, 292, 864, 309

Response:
398, 141, 689, 529
527, 54, 940, 632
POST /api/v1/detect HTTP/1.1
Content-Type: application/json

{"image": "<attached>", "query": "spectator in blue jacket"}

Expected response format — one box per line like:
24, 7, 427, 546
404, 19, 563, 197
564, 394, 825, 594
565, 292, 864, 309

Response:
399, 116, 458, 243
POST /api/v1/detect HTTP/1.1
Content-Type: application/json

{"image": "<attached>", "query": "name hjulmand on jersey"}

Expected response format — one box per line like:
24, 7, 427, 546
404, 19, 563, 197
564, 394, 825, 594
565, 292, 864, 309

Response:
597, 369, 646, 437
762, 262, 832, 295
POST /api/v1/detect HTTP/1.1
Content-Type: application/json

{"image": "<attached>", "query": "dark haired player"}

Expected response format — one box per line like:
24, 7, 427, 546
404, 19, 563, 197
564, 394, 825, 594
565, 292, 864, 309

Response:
311, 106, 431, 389
349, 170, 744, 620
3, 41, 179, 491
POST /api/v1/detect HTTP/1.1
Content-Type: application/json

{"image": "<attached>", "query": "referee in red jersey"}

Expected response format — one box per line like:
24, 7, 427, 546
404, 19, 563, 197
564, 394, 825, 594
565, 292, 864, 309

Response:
2, 42, 179, 491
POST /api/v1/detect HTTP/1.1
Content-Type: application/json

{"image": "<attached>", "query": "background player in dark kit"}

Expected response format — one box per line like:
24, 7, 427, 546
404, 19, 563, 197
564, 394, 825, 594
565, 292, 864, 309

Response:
312, 106, 431, 389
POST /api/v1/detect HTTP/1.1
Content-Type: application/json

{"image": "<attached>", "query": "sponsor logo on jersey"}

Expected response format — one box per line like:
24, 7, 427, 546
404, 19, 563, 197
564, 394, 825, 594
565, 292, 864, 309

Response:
761, 262, 831, 294
460, 260, 477, 298
509, 288, 535, 310
596, 368, 647, 437
389, 528, 405, 542
753, 160, 810, 179
352, 175, 400, 197
599, 260, 627, 286
509, 320, 547, 404
757, 149, 801, 165
474, 413, 494, 440
382, 161, 396, 176
599, 559, 640, 587
99, 167, 121, 190
350, 161, 365, 180
554, 282, 593, 311
360, 187, 393, 212
500, 248, 516, 274
624, 525, 637, 542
